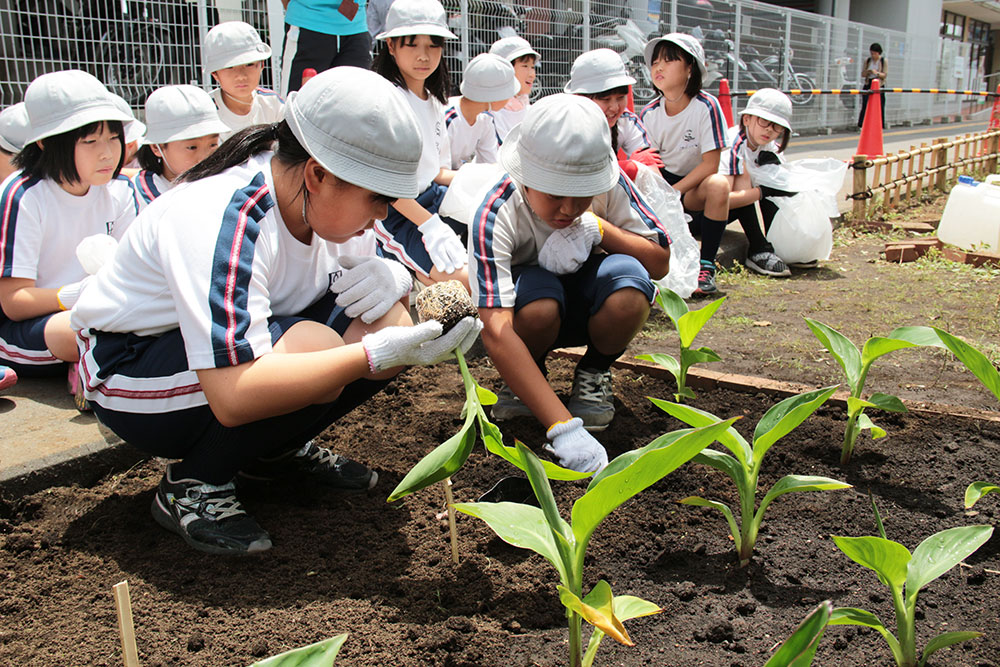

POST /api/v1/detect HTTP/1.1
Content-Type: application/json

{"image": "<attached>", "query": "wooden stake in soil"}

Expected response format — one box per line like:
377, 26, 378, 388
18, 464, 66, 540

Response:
444, 477, 460, 564
112, 580, 140, 667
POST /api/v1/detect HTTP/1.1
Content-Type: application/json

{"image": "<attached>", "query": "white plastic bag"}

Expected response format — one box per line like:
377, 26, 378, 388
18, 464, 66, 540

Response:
630, 164, 699, 299
753, 157, 848, 217
766, 190, 833, 264
437, 163, 506, 227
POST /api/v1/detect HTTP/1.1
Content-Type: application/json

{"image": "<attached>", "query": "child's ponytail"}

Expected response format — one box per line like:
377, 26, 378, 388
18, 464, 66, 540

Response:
179, 121, 309, 183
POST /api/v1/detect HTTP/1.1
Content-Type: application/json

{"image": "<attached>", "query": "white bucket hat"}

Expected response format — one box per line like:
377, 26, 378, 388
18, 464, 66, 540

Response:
285, 67, 422, 200
741, 88, 793, 131
0, 103, 32, 153
109, 94, 146, 145
376, 0, 456, 40
143, 85, 230, 144
643, 32, 707, 76
499, 93, 618, 197
23, 70, 135, 144
203, 21, 272, 75
489, 36, 540, 63
564, 48, 636, 94
460, 53, 519, 103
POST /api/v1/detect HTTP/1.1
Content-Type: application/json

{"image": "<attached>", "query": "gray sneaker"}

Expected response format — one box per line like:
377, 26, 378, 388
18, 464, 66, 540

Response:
491, 383, 534, 421
746, 251, 791, 277
567, 367, 615, 431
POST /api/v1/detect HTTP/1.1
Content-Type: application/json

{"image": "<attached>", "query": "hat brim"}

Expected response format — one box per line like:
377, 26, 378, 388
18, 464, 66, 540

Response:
144, 118, 231, 145
377, 24, 457, 40
643, 37, 707, 76
740, 107, 792, 131
286, 93, 419, 201
0, 136, 20, 153
499, 125, 619, 198
26, 104, 136, 144
564, 73, 637, 94
124, 120, 146, 145
502, 46, 540, 62
204, 48, 272, 75
461, 78, 521, 103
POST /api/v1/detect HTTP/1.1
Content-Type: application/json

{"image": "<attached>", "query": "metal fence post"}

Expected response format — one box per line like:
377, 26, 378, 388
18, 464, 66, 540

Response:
582, 0, 591, 52
782, 13, 791, 90
820, 20, 830, 132
733, 2, 742, 105
197, 0, 211, 91
670, 0, 677, 33
459, 0, 469, 67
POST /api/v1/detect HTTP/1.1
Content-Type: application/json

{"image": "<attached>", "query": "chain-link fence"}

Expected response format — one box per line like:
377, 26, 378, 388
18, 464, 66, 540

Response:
0, 0, 982, 133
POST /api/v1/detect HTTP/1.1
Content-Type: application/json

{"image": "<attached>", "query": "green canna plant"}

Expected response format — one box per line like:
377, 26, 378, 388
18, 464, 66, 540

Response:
764, 601, 833, 667
455, 419, 737, 667
966, 481, 1000, 508
250, 633, 347, 666
637, 289, 725, 402
804, 319, 941, 464
926, 326, 1000, 402
830, 503, 994, 667
654, 386, 851, 568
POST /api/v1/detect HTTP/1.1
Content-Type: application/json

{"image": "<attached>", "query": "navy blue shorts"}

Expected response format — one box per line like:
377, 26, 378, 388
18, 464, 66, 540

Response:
373, 182, 466, 277
0, 310, 63, 376
512, 254, 654, 349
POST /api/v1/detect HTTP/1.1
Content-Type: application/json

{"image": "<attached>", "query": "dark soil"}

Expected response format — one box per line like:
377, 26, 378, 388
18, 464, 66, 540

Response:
2, 357, 998, 667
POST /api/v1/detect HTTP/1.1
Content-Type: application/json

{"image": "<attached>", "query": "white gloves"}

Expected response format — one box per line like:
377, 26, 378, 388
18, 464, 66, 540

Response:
330, 255, 412, 324
362, 316, 482, 372
419, 214, 467, 275
75, 234, 118, 275
57, 277, 92, 311
537, 212, 604, 275
544, 417, 608, 473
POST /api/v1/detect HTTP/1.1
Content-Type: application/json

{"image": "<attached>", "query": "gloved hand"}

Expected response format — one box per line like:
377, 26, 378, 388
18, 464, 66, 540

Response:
618, 159, 638, 182
75, 234, 118, 275
57, 276, 92, 310
630, 147, 664, 169
418, 214, 467, 275
331, 255, 412, 323
758, 184, 797, 199
362, 316, 482, 372
544, 418, 608, 473
537, 212, 603, 275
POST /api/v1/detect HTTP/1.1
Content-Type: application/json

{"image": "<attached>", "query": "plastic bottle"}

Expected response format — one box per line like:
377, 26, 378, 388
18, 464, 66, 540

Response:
938, 175, 1000, 252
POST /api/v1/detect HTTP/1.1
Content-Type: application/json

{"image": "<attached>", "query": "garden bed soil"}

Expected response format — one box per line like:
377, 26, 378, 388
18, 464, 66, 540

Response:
2, 358, 998, 666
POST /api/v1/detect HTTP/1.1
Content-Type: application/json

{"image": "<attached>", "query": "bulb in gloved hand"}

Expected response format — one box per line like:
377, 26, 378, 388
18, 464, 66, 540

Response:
414, 280, 478, 333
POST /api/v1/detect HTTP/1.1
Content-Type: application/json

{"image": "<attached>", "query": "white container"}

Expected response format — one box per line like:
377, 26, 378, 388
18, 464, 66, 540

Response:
937, 175, 1000, 252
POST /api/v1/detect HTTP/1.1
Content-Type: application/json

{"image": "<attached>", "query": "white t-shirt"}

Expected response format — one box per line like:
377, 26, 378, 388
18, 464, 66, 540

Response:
211, 87, 286, 142
132, 170, 172, 211
491, 94, 529, 143
469, 167, 671, 309
0, 172, 138, 289
718, 126, 783, 183
444, 96, 501, 169
639, 91, 729, 176
401, 88, 450, 192
616, 110, 651, 156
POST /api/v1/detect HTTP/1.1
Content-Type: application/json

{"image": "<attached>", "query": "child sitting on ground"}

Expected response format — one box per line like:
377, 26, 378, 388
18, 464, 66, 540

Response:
133, 85, 230, 209
489, 35, 539, 142
204, 21, 284, 141
0, 103, 31, 183
471, 94, 671, 472
445, 53, 518, 168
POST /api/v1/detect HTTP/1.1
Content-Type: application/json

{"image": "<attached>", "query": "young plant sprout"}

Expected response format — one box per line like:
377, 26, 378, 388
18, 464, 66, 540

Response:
764, 600, 833, 667
455, 419, 737, 667
925, 326, 1000, 402
637, 289, 725, 402
251, 633, 347, 666
830, 500, 993, 667
804, 319, 940, 464
965, 481, 1000, 508
654, 386, 851, 567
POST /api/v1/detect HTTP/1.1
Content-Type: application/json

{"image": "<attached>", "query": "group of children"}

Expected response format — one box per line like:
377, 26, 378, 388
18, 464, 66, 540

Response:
0, 0, 809, 555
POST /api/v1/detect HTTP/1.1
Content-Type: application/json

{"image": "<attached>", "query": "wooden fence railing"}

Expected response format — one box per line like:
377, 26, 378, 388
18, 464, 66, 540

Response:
849, 130, 1000, 220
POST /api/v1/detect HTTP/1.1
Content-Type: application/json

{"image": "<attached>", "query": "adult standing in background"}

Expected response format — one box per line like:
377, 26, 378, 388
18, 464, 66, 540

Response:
858, 42, 887, 130
366, 0, 395, 40
280, 0, 372, 95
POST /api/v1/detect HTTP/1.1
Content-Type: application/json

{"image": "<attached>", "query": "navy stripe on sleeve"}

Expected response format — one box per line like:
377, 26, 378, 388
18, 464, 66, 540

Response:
445, 106, 459, 129
471, 175, 516, 308
695, 92, 727, 149
617, 172, 670, 248
0, 174, 42, 278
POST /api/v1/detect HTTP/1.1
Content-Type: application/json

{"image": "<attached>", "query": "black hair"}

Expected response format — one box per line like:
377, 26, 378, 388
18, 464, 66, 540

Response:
652, 41, 702, 99
179, 121, 303, 183
14, 120, 125, 184
374, 35, 450, 104
869, 42, 883, 54
136, 144, 164, 175
738, 116, 790, 153
583, 86, 630, 153
512, 54, 536, 66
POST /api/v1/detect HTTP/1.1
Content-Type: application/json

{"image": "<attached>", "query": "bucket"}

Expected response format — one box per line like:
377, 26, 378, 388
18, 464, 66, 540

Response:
937, 175, 1000, 253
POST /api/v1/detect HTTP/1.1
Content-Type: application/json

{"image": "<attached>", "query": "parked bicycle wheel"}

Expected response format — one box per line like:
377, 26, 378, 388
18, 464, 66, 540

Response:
790, 74, 815, 105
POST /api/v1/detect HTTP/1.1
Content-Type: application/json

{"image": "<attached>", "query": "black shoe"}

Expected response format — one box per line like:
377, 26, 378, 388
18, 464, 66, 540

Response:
151, 466, 271, 555
693, 260, 718, 296
292, 441, 378, 491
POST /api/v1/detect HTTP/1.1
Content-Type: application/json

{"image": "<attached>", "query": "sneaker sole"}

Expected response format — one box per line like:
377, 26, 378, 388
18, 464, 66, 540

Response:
150, 495, 271, 556
745, 259, 791, 277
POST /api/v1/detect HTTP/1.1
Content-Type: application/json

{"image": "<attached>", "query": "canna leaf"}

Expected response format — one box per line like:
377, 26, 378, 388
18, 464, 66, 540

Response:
889, 325, 948, 349
933, 327, 1000, 402
757, 476, 852, 521
559, 581, 632, 646
860, 336, 919, 366
832, 535, 910, 591
965, 481, 1000, 508
636, 353, 681, 380
588, 430, 687, 489
906, 525, 993, 597
582, 595, 662, 667
866, 392, 907, 413
654, 287, 690, 325
517, 441, 575, 559
805, 319, 862, 388
676, 295, 726, 348
752, 386, 838, 463
690, 449, 747, 488
919, 630, 983, 666
856, 413, 886, 438
829, 607, 903, 660
388, 416, 477, 501
846, 396, 874, 415
453, 501, 569, 581
679, 495, 741, 550
480, 426, 591, 481
763, 601, 832, 667
647, 398, 752, 467
681, 346, 722, 365
251, 633, 348, 666
676, 386, 697, 401
476, 385, 498, 405
571, 419, 738, 546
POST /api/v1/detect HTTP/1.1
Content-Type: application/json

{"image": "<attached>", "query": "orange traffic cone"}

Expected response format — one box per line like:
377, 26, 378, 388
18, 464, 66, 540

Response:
718, 78, 735, 128
989, 84, 1000, 130
857, 79, 884, 157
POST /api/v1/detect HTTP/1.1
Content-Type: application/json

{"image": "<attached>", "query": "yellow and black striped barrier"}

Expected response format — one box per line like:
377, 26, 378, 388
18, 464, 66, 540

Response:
735, 88, 1000, 97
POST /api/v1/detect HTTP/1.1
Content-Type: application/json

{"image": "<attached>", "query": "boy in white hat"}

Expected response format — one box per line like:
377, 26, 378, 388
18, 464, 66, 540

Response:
0, 102, 32, 183
72, 67, 481, 555
133, 85, 230, 209
489, 35, 540, 141
471, 94, 671, 473
444, 53, 518, 168
204, 21, 284, 140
